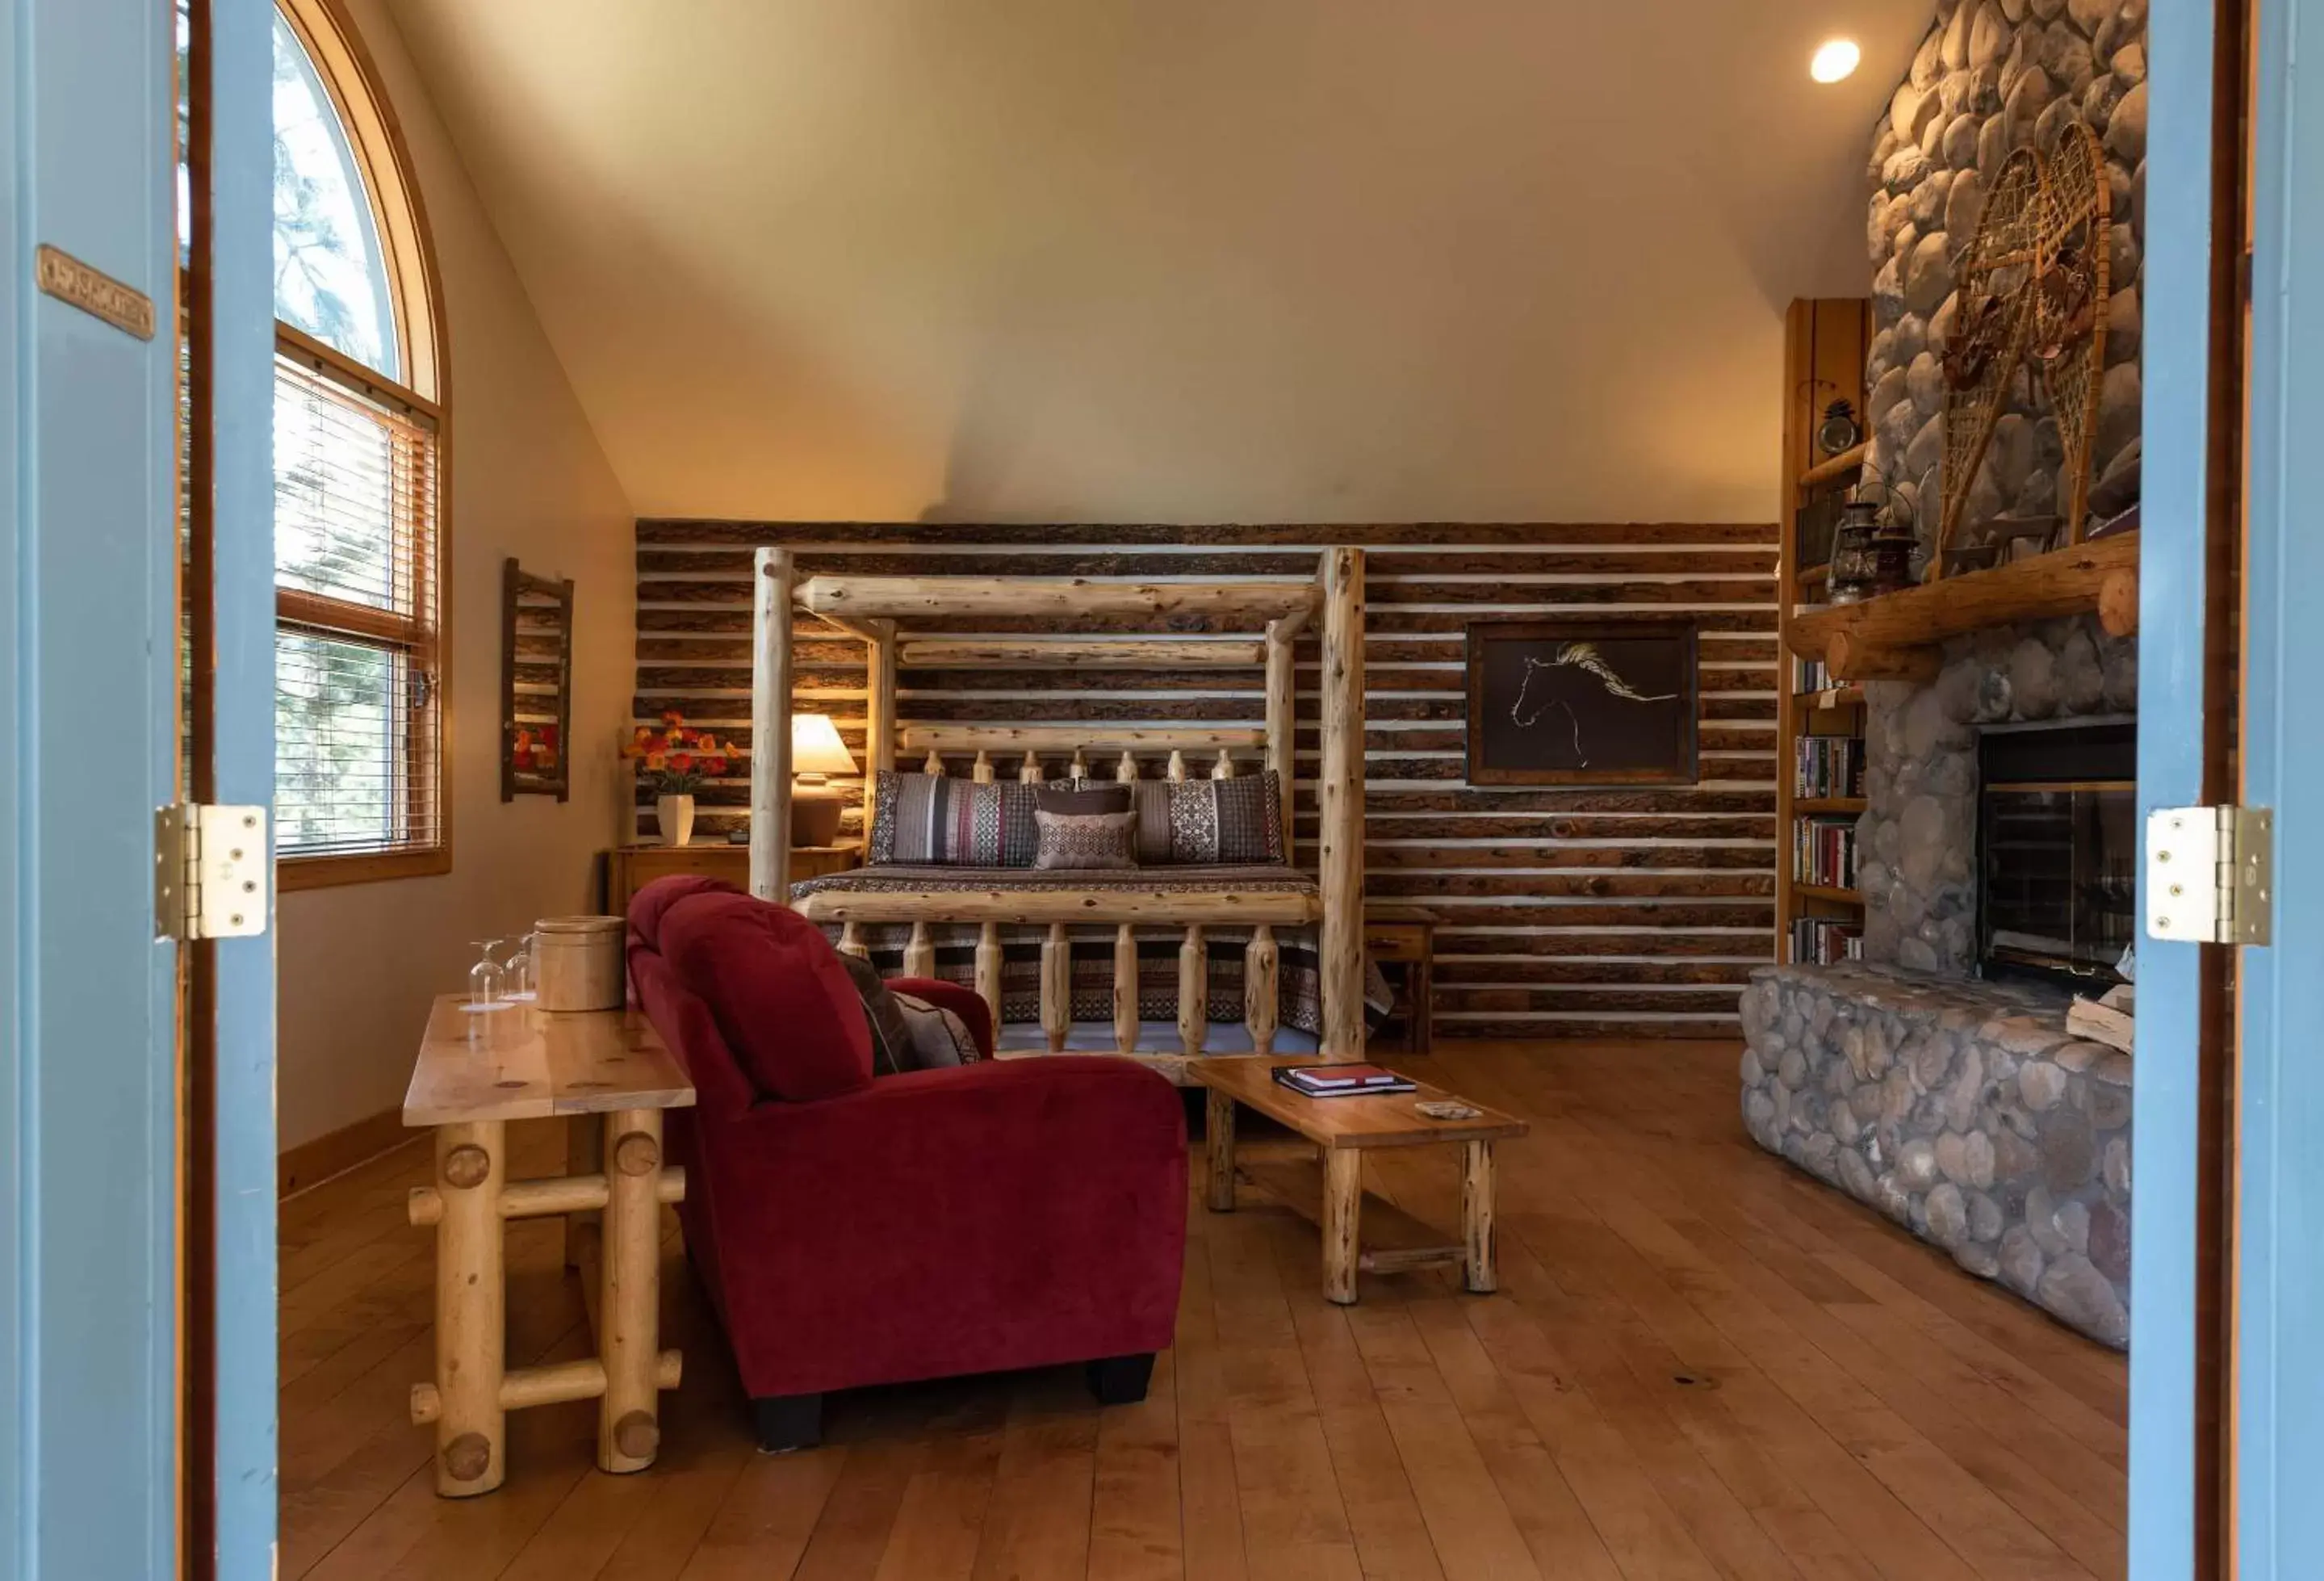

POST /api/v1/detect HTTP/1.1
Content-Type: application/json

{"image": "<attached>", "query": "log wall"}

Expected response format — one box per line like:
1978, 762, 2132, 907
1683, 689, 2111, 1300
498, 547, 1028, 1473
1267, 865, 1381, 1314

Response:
631, 521, 1778, 1039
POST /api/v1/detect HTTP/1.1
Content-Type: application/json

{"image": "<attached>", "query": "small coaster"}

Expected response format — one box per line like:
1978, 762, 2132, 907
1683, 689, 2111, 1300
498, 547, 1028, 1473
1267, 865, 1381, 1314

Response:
1415, 1099, 1480, 1122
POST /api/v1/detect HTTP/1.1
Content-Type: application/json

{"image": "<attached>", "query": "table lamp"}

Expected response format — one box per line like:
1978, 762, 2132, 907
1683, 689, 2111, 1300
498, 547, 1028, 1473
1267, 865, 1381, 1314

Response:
789, 712, 857, 845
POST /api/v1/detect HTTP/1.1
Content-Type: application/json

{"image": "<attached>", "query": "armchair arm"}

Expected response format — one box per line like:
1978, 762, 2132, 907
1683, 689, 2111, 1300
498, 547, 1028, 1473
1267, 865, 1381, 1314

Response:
886, 977, 994, 1055
694, 1057, 1187, 1399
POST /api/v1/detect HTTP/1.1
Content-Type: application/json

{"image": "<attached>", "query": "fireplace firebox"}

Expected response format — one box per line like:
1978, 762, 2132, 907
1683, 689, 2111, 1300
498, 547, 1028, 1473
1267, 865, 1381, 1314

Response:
1976, 717, 2137, 988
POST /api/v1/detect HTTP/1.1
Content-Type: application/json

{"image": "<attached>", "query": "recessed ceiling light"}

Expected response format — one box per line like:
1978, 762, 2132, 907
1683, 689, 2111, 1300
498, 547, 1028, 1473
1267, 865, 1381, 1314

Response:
1811, 39, 1862, 83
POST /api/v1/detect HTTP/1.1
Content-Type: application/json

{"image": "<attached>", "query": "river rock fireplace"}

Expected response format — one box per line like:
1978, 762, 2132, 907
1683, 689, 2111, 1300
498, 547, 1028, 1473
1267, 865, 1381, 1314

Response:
1743, 613, 2138, 1346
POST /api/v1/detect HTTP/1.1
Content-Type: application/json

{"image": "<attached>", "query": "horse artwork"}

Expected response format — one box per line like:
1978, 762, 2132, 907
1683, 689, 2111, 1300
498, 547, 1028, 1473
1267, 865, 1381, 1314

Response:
1465, 619, 1698, 786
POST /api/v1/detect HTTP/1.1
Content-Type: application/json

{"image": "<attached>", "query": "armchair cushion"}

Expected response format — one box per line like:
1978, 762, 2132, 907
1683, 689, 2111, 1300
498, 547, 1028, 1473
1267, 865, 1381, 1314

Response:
659, 889, 871, 1102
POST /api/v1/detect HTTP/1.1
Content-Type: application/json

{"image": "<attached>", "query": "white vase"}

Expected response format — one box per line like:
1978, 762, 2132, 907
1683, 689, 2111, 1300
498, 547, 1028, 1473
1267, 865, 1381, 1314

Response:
656, 793, 697, 848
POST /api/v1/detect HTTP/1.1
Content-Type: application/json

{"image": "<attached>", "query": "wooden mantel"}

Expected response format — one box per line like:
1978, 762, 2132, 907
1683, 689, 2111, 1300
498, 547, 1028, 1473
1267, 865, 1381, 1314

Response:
1786, 535, 2139, 684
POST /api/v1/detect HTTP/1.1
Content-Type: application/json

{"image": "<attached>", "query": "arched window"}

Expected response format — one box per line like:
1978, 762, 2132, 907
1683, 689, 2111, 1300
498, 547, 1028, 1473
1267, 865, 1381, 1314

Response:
270, 0, 448, 885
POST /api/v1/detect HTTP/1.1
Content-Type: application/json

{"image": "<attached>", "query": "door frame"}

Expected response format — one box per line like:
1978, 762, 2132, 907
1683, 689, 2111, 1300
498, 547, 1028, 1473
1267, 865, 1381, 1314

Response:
2135, 0, 2252, 1575
185, 0, 280, 1573
2231, 0, 2324, 1566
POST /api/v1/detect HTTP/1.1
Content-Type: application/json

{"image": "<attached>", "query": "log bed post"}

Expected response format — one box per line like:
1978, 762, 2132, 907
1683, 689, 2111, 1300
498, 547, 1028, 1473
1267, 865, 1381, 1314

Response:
1264, 617, 1296, 854
749, 547, 794, 900
1319, 547, 1367, 1057
864, 618, 897, 842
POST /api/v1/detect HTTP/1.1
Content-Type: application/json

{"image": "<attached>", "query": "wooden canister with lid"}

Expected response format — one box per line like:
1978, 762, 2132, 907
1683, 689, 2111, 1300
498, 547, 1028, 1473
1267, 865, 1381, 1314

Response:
534, 915, 626, 1011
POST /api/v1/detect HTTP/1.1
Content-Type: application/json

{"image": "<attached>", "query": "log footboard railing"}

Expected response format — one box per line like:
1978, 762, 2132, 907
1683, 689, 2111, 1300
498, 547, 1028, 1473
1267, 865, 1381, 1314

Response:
794, 886, 1321, 1060
751, 548, 1364, 1065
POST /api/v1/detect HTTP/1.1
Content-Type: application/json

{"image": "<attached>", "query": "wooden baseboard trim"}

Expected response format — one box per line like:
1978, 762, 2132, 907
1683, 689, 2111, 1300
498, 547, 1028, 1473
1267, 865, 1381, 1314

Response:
278, 1105, 413, 1197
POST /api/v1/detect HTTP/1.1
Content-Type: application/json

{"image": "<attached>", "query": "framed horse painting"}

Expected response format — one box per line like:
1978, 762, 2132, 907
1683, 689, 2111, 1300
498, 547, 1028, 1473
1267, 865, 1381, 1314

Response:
1464, 618, 1698, 786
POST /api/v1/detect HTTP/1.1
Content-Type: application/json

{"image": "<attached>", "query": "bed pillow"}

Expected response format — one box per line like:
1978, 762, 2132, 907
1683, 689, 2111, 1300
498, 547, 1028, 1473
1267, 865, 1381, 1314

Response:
1129, 770, 1287, 864
1034, 780, 1133, 816
1033, 807, 1140, 870
866, 770, 1038, 866
893, 992, 984, 1067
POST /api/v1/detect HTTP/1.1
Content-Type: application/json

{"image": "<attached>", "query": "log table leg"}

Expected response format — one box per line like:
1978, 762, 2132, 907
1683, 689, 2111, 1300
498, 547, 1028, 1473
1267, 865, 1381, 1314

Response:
1321, 1149, 1363, 1306
432, 1120, 506, 1496
563, 1112, 602, 1271
1205, 1088, 1237, 1212
1462, 1140, 1497, 1294
599, 1109, 666, 1474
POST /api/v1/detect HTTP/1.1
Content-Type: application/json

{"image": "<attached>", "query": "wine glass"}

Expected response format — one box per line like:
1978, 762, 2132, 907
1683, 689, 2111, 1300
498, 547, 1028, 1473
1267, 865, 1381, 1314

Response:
501, 933, 537, 1002
466, 938, 509, 1013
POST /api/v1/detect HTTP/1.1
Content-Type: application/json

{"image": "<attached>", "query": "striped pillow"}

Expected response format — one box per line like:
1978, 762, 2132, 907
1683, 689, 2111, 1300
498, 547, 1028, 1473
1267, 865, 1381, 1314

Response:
867, 771, 1039, 866
1129, 771, 1286, 865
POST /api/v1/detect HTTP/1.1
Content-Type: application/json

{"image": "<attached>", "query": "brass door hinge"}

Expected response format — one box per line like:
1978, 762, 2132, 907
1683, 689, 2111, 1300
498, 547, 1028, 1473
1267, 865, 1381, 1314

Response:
154, 803, 270, 941
2146, 805, 2273, 946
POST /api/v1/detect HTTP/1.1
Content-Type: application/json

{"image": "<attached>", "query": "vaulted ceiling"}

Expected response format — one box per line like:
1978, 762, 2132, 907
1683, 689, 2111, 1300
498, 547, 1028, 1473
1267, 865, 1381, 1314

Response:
387, 1, 1928, 522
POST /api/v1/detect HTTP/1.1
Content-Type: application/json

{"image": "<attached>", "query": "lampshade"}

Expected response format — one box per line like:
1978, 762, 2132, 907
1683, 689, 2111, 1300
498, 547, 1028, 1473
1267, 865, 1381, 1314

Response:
790, 712, 857, 778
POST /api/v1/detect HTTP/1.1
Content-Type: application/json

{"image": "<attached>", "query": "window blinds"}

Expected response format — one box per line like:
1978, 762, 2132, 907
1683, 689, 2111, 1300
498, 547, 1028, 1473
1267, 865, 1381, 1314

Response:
272, 345, 441, 859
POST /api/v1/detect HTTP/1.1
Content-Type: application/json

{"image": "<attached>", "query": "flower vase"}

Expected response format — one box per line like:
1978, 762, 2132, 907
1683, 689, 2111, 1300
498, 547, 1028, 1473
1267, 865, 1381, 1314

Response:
656, 793, 697, 848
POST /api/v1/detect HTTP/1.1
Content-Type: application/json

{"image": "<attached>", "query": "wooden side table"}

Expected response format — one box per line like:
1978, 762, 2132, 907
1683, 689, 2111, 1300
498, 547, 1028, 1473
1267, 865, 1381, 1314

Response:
1191, 1056, 1528, 1305
608, 841, 862, 911
1363, 904, 1436, 1053
403, 996, 694, 1496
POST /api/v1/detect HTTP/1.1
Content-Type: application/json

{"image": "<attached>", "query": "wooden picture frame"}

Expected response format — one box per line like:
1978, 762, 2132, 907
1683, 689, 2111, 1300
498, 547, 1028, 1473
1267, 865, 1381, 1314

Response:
500, 558, 574, 801
1464, 618, 1698, 786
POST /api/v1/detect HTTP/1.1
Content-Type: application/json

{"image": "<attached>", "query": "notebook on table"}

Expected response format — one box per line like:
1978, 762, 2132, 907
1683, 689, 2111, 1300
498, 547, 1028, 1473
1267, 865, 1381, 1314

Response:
1271, 1063, 1417, 1098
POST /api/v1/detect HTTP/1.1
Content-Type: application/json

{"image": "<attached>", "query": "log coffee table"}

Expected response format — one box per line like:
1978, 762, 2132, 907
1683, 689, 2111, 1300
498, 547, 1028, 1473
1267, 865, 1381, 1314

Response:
403, 995, 694, 1496
1190, 1057, 1528, 1304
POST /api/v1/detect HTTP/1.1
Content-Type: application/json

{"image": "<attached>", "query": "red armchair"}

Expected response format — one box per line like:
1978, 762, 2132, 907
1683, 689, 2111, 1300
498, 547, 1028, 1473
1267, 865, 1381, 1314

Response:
625, 877, 1188, 1450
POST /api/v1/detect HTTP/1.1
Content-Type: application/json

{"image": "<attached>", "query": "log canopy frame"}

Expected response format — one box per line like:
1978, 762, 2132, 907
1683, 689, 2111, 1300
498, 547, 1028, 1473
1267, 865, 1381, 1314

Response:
747, 551, 1367, 1067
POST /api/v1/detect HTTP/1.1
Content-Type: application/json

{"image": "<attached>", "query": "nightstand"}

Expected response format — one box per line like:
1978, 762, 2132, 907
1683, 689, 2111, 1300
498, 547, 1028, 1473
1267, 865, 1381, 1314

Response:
607, 842, 862, 911
1363, 904, 1437, 1054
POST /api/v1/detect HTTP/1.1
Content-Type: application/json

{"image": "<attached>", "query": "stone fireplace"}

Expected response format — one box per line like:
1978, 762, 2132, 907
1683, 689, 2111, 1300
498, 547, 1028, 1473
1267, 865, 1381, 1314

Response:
1744, 620, 2138, 1347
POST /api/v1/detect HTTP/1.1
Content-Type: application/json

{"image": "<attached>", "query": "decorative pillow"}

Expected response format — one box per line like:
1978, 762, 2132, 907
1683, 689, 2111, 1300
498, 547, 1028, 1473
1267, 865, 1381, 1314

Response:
1034, 780, 1133, 816
867, 770, 1038, 866
1034, 807, 1140, 870
838, 952, 916, 1076
893, 992, 984, 1067
1129, 770, 1286, 864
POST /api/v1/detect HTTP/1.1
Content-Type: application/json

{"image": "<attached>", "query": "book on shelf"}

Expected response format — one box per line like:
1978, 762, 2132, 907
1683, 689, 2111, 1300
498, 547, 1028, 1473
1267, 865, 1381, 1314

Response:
1792, 815, 1859, 888
1272, 1063, 1417, 1097
1791, 736, 1865, 799
1790, 917, 1863, 966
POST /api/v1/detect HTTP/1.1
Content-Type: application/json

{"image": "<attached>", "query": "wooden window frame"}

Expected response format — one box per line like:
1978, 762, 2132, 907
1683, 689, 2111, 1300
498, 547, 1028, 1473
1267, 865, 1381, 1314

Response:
273, 0, 453, 892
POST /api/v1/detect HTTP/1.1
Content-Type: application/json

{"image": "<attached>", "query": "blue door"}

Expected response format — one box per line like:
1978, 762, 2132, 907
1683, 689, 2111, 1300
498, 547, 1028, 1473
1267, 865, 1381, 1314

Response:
2234, 0, 2324, 1567
0, 0, 276, 1575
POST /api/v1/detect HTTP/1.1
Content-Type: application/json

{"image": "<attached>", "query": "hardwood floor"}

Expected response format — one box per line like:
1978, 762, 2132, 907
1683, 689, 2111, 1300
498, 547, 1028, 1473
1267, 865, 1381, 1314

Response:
278, 1042, 2126, 1579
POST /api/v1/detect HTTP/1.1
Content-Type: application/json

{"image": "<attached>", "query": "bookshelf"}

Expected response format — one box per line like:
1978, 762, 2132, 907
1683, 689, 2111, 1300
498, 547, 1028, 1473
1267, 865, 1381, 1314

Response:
1775, 298, 1873, 967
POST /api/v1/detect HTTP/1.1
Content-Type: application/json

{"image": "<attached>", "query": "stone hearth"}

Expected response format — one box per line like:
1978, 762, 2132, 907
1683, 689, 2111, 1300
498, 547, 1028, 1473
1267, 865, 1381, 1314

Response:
1740, 962, 2130, 1347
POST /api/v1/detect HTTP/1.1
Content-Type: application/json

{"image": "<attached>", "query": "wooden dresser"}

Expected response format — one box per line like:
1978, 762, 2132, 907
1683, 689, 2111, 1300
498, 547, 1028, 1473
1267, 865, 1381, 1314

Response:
607, 842, 861, 910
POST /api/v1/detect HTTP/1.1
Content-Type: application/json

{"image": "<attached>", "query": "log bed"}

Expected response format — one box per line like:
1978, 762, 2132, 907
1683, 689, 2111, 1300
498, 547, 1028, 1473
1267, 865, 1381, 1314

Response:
747, 547, 1368, 1076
